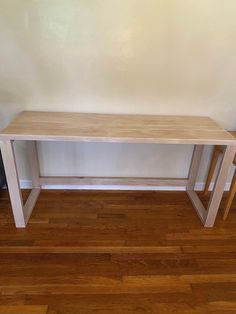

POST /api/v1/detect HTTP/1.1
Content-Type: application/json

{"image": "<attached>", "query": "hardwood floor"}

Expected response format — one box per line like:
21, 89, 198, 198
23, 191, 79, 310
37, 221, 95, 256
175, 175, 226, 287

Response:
0, 190, 236, 313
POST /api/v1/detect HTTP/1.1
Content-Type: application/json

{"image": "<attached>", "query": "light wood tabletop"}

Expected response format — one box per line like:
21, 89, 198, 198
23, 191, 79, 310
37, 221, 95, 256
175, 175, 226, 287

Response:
1, 111, 235, 145
1, 111, 236, 228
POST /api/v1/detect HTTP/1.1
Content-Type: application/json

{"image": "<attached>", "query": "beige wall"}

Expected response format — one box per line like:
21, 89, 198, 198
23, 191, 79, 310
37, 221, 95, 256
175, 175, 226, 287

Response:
0, 0, 236, 186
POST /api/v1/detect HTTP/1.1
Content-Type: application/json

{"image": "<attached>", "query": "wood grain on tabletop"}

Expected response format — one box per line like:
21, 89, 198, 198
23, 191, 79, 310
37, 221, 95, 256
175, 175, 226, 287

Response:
1, 111, 235, 145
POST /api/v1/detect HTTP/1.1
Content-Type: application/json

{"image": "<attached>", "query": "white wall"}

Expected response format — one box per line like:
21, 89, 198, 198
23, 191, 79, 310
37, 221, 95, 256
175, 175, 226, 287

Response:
0, 0, 235, 187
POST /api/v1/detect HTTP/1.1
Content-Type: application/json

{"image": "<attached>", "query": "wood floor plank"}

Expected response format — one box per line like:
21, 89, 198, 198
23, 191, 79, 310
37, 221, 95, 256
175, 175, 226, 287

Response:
0, 305, 48, 314
0, 190, 236, 313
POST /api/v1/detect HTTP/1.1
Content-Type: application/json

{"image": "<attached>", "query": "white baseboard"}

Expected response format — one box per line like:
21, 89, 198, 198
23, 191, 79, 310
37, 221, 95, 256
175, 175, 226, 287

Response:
19, 180, 231, 191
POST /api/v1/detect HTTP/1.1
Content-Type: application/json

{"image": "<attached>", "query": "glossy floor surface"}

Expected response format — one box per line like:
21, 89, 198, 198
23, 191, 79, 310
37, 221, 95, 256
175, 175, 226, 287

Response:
0, 190, 236, 313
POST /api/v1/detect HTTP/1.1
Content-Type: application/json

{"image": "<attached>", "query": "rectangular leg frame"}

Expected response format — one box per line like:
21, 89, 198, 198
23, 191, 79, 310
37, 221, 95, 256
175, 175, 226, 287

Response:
187, 144, 236, 227
0, 140, 41, 227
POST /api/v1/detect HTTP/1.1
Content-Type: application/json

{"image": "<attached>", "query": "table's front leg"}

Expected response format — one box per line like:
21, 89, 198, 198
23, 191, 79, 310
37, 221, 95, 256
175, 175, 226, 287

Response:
0, 140, 26, 227
205, 145, 236, 227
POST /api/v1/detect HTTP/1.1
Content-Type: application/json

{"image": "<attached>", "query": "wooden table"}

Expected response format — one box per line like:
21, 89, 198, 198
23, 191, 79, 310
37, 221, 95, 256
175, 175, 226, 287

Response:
0, 111, 236, 228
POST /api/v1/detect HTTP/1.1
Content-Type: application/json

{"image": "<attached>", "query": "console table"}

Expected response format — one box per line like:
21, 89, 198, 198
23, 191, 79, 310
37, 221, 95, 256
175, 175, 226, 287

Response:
0, 111, 235, 228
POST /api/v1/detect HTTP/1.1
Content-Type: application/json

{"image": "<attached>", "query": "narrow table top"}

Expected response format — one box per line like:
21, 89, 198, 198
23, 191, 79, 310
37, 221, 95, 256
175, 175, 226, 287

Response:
0, 111, 235, 145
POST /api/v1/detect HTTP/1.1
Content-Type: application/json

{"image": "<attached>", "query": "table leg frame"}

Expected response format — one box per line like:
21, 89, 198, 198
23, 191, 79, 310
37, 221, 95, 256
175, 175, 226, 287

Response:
187, 144, 236, 227
1, 140, 235, 228
0, 140, 41, 228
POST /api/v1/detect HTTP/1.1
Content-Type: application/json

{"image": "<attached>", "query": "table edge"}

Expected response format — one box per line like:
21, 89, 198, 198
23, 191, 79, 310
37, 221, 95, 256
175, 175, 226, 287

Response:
1, 133, 236, 146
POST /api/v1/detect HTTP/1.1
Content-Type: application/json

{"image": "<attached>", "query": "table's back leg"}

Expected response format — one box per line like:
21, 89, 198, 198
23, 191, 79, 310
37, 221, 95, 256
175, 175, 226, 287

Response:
187, 145, 204, 191
205, 145, 236, 227
22, 141, 41, 225
27, 141, 41, 189
0, 140, 26, 227
186, 145, 208, 224
203, 146, 221, 196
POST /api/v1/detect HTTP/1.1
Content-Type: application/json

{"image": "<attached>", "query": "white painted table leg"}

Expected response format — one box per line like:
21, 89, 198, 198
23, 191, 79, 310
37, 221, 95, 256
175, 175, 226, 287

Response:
205, 145, 236, 227
0, 140, 25, 227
